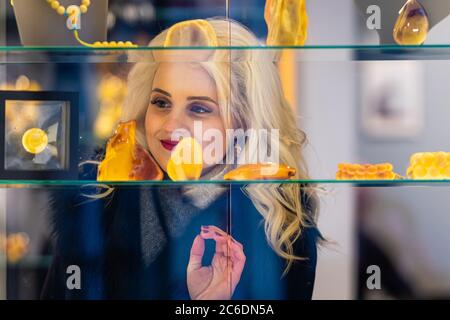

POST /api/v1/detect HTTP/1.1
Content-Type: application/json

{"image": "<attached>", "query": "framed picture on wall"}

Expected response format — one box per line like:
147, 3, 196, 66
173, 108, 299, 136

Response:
360, 61, 424, 139
0, 91, 79, 180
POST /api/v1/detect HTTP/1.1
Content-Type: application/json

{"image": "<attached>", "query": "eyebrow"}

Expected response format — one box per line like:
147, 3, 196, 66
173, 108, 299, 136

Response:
152, 88, 171, 97
152, 88, 218, 106
187, 96, 218, 105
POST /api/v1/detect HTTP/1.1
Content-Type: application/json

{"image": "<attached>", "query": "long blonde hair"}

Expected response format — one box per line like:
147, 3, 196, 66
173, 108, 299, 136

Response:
121, 18, 319, 273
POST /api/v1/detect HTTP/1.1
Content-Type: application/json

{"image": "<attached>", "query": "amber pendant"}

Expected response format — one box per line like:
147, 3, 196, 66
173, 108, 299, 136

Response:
393, 0, 429, 45
167, 137, 203, 181
224, 163, 296, 181
265, 0, 308, 46
97, 121, 163, 181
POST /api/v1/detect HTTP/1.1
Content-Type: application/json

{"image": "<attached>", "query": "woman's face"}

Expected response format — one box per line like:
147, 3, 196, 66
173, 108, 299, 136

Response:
145, 62, 226, 172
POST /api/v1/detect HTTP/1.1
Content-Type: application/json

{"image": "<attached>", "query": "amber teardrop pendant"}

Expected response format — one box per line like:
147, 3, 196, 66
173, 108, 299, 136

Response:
393, 0, 429, 45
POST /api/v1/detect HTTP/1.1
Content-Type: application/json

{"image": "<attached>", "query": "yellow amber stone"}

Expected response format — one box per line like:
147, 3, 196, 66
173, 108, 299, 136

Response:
167, 137, 203, 181
224, 163, 296, 181
98, 121, 135, 181
22, 128, 48, 154
6, 233, 29, 264
164, 20, 218, 47
265, 0, 308, 46
97, 121, 163, 181
393, 0, 429, 45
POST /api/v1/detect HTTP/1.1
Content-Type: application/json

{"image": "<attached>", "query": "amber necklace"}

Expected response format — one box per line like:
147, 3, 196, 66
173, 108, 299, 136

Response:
10, 0, 138, 48
46, 0, 91, 16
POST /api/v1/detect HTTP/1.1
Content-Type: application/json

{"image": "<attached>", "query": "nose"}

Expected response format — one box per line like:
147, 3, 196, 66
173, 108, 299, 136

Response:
161, 111, 189, 137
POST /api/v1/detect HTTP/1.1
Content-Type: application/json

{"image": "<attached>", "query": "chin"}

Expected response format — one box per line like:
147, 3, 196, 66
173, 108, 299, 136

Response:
147, 147, 167, 171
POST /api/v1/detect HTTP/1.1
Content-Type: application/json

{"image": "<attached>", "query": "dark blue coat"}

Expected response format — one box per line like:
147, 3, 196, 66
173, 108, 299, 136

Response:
42, 180, 319, 300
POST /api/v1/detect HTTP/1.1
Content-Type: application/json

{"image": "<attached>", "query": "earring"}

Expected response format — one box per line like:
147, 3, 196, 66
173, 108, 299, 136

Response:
393, 0, 429, 45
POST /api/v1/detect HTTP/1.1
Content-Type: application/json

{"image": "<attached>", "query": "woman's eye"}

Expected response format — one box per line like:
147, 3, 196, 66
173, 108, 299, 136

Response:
151, 98, 170, 109
189, 104, 212, 114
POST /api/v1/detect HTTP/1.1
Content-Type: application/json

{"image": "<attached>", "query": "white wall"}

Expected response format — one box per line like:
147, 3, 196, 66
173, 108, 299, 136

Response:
299, 0, 358, 299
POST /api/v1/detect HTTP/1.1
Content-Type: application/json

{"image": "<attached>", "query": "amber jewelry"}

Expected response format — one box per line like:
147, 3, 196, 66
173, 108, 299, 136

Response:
167, 137, 203, 181
46, 0, 91, 16
393, 0, 429, 45
224, 163, 296, 181
11, 0, 91, 15
336, 163, 400, 180
97, 121, 163, 181
407, 152, 450, 180
10, 0, 138, 48
265, 0, 308, 46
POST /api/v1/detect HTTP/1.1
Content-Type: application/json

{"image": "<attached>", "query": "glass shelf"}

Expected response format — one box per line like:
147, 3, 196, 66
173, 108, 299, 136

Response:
3, 45, 450, 62
0, 256, 52, 268
0, 179, 449, 187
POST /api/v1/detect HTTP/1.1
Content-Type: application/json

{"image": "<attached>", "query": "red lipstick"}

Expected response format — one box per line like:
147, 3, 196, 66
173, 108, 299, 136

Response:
160, 139, 179, 151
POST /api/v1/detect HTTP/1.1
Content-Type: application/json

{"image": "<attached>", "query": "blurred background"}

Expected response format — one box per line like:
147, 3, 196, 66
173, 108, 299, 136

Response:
1, 0, 450, 300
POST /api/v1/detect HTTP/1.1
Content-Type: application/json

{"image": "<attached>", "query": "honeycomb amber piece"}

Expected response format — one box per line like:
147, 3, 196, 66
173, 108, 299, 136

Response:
265, 0, 308, 46
164, 19, 218, 47
393, 0, 429, 45
444, 166, 450, 177
167, 137, 203, 181
97, 121, 163, 181
224, 163, 296, 181
336, 163, 398, 180
407, 152, 450, 179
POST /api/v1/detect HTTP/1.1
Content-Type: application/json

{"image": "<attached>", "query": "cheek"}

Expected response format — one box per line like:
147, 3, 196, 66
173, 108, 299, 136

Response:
145, 111, 159, 141
200, 118, 228, 159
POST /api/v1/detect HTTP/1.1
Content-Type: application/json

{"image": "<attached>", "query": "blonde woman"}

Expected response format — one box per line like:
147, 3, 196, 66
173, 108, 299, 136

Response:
42, 18, 321, 300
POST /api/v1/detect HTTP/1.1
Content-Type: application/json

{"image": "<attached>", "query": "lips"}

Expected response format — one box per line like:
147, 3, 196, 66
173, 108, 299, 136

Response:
160, 139, 179, 151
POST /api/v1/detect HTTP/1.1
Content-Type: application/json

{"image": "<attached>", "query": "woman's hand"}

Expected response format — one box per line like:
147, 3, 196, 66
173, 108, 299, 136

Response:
187, 225, 246, 300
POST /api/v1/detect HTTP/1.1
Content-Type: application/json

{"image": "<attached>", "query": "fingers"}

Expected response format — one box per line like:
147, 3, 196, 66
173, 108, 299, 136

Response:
187, 235, 205, 272
199, 225, 246, 272
200, 225, 226, 240
200, 225, 243, 249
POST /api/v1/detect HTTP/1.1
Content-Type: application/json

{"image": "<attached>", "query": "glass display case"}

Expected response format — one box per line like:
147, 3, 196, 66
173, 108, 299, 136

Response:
1, 0, 450, 300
